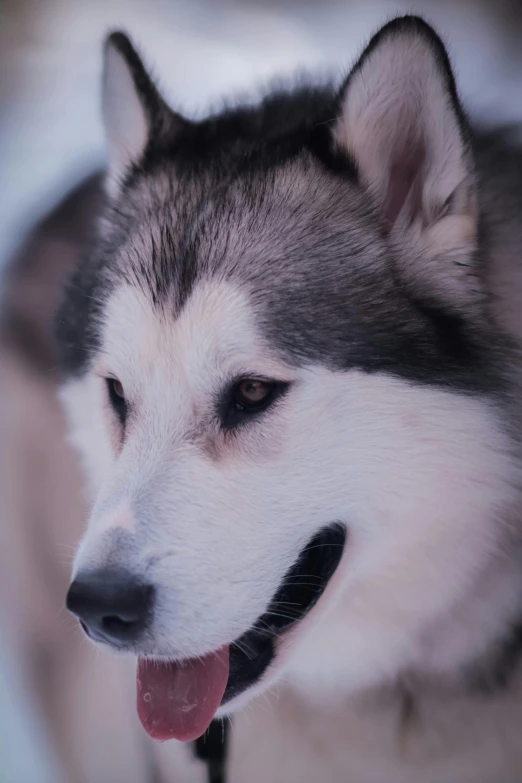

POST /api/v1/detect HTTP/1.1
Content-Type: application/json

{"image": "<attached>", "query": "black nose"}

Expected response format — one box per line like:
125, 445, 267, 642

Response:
66, 570, 154, 647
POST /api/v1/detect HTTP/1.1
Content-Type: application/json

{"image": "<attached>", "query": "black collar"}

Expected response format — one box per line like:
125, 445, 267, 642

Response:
194, 718, 230, 783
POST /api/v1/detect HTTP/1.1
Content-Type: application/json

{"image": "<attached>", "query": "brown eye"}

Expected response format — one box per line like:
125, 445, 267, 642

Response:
235, 378, 275, 408
111, 378, 124, 398
106, 377, 127, 424
220, 377, 289, 428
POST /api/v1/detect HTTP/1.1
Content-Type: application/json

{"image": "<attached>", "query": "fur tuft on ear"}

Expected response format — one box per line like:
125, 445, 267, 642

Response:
102, 32, 183, 197
334, 16, 479, 305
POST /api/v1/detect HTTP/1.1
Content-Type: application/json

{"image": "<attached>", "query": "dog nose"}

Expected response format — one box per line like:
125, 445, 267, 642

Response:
66, 570, 154, 646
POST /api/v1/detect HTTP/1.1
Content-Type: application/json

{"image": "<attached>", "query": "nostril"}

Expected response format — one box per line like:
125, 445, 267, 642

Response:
66, 570, 154, 647
101, 614, 139, 637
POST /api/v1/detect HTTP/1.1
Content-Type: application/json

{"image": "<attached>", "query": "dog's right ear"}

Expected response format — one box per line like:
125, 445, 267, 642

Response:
102, 32, 183, 197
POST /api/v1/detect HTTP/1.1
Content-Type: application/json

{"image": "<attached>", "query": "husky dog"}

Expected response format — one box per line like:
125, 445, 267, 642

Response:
59, 15, 522, 782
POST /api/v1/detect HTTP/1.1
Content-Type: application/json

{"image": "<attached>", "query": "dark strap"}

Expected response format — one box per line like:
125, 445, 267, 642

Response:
194, 719, 230, 783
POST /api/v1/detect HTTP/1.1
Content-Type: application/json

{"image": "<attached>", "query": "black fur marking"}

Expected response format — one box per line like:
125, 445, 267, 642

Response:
222, 524, 346, 704
145, 83, 341, 170
54, 247, 107, 376
469, 615, 522, 693
55, 16, 511, 403
412, 299, 478, 365
488, 618, 522, 690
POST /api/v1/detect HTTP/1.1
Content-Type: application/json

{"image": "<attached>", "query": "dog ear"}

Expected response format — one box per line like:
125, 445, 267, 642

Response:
102, 32, 183, 197
334, 16, 479, 304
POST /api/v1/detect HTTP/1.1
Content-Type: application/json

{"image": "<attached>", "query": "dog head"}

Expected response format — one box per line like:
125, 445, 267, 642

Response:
58, 17, 522, 738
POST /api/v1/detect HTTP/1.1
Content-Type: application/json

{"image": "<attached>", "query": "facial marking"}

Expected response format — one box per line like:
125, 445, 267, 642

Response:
99, 278, 295, 465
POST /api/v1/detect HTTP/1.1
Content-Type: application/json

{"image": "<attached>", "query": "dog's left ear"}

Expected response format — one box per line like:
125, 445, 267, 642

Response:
334, 17, 479, 304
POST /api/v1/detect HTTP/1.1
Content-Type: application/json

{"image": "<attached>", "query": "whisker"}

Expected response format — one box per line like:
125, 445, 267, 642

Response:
233, 639, 256, 661
299, 542, 344, 554
263, 610, 302, 623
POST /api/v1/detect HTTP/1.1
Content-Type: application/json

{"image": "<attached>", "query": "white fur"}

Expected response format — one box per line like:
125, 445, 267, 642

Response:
228, 676, 522, 783
62, 277, 522, 779
60, 21, 522, 781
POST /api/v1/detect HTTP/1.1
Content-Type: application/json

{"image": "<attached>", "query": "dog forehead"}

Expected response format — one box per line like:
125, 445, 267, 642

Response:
109, 152, 368, 308
95, 149, 488, 393
102, 156, 384, 367
100, 277, 280, 383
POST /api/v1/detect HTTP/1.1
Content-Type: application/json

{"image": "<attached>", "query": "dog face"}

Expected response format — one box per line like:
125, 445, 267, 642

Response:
59, 17, 521, 722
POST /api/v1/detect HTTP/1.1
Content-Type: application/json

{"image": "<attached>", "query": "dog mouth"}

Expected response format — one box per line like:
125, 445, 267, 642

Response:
136, 524, 346, 742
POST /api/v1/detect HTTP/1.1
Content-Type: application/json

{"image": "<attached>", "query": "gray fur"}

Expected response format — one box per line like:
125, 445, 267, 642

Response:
56, 22, 522, 404
53, 17, 522, 781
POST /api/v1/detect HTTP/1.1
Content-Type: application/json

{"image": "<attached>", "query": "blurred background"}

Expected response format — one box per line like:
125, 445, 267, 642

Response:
2, 1, 522, 781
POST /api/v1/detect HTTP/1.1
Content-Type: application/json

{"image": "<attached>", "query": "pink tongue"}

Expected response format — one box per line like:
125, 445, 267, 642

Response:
136, 647, 229, 742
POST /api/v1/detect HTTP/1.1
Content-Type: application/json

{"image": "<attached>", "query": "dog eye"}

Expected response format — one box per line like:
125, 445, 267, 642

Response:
106, 377, 127, 423
219, 377, 289, 429
234, 379, 275, 409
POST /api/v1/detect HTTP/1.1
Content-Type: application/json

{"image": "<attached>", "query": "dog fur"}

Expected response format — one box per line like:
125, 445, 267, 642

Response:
47, 15, 522, 780
0, 177, 208, 782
